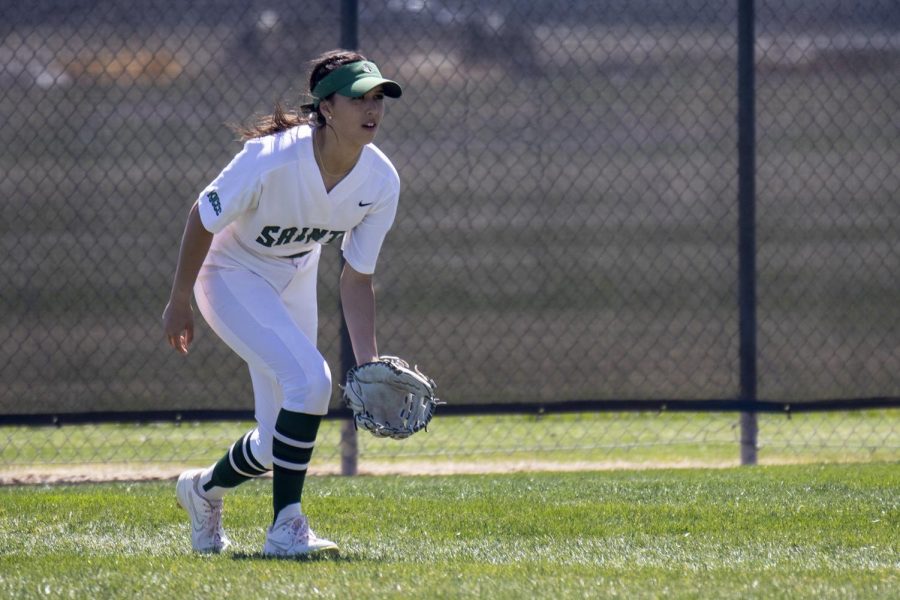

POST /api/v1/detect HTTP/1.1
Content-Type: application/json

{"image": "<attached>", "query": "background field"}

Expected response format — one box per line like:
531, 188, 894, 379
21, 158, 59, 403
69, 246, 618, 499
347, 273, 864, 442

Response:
2, 411, 898, 484
1, 463, 897, 599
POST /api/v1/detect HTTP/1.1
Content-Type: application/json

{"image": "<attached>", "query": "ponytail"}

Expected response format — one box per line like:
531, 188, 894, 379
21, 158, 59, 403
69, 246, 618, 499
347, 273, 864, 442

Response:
231, 49, 367, 141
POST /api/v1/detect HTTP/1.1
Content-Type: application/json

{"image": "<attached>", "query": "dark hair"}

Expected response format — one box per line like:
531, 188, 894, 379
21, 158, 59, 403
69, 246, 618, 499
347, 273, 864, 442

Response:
232, 49, 368, 141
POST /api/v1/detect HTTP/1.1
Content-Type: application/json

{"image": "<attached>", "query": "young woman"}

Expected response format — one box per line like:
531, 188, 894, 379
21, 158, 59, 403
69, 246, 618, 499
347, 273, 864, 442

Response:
162, 49, 402, 557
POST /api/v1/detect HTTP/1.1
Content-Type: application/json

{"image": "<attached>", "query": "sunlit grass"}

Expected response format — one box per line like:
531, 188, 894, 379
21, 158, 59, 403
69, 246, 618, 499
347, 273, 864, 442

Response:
0, 464, 896, 599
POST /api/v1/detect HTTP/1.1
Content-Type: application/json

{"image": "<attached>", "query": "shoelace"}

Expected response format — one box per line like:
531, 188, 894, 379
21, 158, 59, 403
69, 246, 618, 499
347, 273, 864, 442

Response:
289, 517, 307, 534
208, 503, 224, 534
285, 516, 311, 543
198, 497, 224, 537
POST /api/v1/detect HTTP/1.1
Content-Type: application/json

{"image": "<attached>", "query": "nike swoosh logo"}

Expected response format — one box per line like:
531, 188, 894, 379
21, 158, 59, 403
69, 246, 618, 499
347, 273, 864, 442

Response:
359, 201, 374, 207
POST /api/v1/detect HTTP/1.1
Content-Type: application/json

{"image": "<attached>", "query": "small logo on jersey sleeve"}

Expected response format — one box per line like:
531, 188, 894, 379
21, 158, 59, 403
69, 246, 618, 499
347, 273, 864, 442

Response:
206, 191, 222, 216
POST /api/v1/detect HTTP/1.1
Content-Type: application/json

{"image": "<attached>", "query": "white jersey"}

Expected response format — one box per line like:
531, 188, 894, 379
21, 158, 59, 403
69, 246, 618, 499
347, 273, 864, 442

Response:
196, 124, 399, 274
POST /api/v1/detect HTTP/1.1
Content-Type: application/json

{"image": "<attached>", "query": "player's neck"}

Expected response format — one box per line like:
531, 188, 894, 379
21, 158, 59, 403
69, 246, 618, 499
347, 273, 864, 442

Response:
314, 127, 362, 183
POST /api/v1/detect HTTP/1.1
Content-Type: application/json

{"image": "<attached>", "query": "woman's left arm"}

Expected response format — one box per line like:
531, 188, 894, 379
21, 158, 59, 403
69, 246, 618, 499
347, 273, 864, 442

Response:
340, 262, 379, 366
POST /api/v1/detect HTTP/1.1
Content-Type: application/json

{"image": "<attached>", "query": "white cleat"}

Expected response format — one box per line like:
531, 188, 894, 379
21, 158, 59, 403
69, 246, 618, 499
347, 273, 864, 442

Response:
176, 468, 231, 553
263, 514, 338, 558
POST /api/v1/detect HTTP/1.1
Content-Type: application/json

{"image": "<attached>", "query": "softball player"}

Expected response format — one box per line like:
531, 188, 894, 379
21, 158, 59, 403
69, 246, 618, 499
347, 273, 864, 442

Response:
162, 49, 402, 557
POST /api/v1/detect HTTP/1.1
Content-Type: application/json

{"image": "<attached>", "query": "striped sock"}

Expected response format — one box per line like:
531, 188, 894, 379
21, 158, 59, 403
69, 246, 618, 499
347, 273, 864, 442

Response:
201, 430, 270, 500
272, 409, 322, 521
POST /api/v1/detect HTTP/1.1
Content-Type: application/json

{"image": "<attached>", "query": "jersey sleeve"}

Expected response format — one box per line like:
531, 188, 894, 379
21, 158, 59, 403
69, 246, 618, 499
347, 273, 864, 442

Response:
341, 187, 399, 275
196, 141, 263, 234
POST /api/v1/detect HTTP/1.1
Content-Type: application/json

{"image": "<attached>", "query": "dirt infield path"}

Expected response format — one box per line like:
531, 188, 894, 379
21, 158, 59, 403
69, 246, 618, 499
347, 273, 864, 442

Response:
0, 458, 755, 485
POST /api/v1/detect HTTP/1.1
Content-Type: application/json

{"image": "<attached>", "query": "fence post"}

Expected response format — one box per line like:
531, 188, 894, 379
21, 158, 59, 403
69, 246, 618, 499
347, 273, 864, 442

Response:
737, 0, 758, 465
339, 0, 360, 476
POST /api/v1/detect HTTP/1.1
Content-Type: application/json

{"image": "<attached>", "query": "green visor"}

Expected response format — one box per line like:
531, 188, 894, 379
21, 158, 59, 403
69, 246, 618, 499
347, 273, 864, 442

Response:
311, 61, 402, 108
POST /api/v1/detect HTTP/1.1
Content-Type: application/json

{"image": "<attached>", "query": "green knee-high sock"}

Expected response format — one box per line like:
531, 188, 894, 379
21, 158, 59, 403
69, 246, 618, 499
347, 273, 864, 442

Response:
272, 409, 322, 522
202, 430, 270, 498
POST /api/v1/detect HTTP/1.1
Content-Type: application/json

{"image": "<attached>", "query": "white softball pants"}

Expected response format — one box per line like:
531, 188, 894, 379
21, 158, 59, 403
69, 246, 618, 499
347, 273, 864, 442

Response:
193, 244, 330, 470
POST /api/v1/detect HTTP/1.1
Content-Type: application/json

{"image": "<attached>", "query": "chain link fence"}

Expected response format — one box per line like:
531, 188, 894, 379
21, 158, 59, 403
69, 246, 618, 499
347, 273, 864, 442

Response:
1, 0, 898, 472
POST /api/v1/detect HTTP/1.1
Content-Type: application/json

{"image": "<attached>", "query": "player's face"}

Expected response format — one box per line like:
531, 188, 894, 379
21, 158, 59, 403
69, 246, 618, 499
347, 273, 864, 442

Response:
328, 86, 386, 146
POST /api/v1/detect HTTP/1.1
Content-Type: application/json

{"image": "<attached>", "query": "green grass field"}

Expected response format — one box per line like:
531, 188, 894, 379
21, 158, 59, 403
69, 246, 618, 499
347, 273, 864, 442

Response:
0, 463, 896, 599
2, 411, 898, 482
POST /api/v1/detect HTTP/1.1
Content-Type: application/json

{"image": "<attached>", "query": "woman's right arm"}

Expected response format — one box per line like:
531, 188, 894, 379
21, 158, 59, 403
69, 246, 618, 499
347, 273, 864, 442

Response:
162, 201, 213, 354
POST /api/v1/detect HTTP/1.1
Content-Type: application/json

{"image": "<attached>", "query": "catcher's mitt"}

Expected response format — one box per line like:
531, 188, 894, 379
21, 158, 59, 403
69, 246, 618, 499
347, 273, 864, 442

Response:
342, 356, 441, 440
